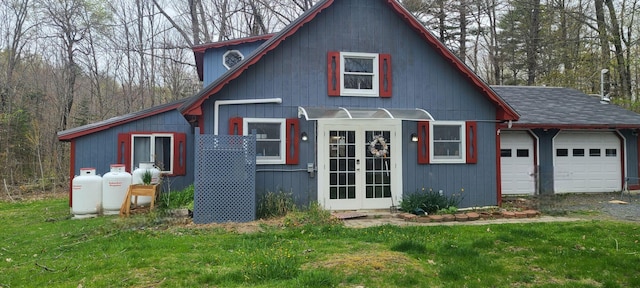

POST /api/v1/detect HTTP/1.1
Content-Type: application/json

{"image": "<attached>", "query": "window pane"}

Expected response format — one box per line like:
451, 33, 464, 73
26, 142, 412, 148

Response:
589, 149, 601, 157
501, 149, 512, 157
573, 149, 585, 157
344, 58, 373, 73
344, 75, 373, 89
516, 149, 529, 157
434, 125, 460, 141
434, 142, 461, 157
248, 123, 280, 139
556, 149, 568, 157
256, 142, 280, 157
133, 136, 151, 169
606, 149, 617, 157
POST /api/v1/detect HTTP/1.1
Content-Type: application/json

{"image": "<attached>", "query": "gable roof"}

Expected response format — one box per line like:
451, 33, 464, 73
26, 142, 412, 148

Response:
180, 0, 519, 121
57, 98, 188, 141
192, 34, 275, 81
493, 86, 640, 128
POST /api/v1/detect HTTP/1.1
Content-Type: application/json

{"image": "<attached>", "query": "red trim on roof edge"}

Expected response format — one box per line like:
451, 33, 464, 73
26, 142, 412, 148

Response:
58, 102, 183, 141
192, 34, 276, 53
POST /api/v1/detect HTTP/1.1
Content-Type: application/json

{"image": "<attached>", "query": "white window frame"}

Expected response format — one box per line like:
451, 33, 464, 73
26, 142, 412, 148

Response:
243, 118, 286, 165
131, 133, 174, 174
340, 52, 379, 97
430, 121, 466, 164
223, 50, 244, 70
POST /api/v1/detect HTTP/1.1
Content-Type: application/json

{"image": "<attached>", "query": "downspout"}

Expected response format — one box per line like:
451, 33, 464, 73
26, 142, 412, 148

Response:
213, 98, 283, 135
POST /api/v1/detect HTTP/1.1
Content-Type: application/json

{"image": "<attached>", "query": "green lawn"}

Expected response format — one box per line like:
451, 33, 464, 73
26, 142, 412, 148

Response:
1, 196, 640, 287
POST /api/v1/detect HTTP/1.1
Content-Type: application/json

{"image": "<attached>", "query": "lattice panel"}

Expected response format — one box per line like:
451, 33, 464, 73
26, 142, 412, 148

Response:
194, 134, 256, 224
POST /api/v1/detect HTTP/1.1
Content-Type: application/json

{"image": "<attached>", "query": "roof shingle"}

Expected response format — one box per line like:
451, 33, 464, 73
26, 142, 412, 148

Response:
493, 86, 640, 128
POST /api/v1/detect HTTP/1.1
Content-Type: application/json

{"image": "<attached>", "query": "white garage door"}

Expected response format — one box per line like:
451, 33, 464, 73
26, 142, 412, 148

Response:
554, 132, 622, 193
501, 131, 536, 195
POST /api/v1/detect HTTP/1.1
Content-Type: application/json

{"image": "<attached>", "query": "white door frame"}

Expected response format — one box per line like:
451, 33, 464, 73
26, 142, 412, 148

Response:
317, 120, 403, 210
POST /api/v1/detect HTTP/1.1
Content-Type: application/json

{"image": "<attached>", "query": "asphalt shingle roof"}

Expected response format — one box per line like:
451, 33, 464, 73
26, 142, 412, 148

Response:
492, 86, 640, 128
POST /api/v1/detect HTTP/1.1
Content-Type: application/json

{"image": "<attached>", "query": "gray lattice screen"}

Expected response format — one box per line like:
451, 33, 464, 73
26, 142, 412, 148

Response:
194, 134, 256, 224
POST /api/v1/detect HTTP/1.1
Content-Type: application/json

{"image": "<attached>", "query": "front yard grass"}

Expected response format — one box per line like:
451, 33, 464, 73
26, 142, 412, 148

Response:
1, 196, 640, 287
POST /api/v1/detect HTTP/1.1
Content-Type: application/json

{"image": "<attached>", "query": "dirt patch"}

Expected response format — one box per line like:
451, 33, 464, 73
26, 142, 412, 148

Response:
303, 249, 427, 276
180, 218, 285, 233
504, 192, 640, 222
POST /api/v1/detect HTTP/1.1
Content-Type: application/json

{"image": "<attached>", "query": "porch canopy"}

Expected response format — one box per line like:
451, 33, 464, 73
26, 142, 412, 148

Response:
298, 107, 435, 121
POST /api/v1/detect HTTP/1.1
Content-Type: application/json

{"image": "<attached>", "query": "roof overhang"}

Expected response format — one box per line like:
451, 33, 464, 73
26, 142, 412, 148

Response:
298, 106, 435, 121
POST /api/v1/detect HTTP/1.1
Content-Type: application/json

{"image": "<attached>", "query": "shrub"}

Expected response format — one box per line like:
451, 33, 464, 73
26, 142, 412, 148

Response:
256, 189, 295, 219
399, 189, 462, 215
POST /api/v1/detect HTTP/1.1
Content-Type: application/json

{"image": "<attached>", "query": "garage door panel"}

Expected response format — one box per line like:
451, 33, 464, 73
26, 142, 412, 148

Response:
501, 131, 535, 195
554, 132, 621, 193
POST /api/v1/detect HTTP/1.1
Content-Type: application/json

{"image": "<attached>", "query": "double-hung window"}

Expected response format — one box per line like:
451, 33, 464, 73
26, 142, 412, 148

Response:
243, 118, 286, 165
327, 51, 392, 97
430, 121, 466, 163
341, 52, 379, 96
417, 121, 476, 164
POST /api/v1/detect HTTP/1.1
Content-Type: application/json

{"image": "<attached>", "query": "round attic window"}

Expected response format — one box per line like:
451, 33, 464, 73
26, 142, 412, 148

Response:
223, 50, 244, 70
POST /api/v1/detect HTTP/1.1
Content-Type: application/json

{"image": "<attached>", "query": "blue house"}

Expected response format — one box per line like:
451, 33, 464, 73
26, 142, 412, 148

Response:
58, 0, 640, 215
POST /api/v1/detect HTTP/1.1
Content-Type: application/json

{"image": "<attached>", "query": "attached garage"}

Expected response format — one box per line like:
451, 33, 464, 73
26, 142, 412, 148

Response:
553, 131, 622, 193
500, 131, 536, 195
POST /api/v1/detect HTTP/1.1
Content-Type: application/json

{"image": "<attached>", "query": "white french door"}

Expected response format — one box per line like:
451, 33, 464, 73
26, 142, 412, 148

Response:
317, 121, 402, 210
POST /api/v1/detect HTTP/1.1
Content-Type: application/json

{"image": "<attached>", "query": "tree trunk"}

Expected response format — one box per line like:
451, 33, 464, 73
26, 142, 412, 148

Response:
526, 0, 541, 85
604, 0, 631, 99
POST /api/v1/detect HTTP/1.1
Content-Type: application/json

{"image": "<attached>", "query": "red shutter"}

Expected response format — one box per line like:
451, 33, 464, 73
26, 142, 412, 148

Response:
327, 51, 340, 96
117, 133, 132, 172
417, 121, 430, 164
229, 117, 243, 135
173, 133, 187, 175
466, 121, 478, 164
286, 118, 300, 165
379, 54, 392, 97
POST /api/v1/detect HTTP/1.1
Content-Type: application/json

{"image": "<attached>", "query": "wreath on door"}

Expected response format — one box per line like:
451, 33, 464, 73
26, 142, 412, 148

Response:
369, 135, 388, 158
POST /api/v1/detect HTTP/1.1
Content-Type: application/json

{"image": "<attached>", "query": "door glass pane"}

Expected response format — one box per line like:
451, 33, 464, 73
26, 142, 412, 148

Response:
328, 130, 357, 200
365, 130, 391, 199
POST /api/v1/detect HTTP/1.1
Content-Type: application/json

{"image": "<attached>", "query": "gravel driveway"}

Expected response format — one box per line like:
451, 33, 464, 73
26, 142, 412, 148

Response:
511, 192, 640, 222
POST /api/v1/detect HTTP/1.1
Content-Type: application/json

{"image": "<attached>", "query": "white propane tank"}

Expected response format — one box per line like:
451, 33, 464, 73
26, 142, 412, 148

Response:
102, 164, 132, 215
71, 168, 102, 219
131, 162, 161, 205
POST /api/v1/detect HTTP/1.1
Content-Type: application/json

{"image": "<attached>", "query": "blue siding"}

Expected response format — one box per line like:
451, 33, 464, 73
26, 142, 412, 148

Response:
73, 110, 194, 191
203, 40, 268, 85
402, 121, 498, 207
199, 0, 501, 207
